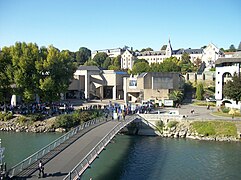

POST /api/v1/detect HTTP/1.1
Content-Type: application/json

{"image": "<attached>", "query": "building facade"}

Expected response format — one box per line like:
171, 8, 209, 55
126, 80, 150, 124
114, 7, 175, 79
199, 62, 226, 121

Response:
215, 52, 241, 109
91, 48, 123, 59
68, 66, 129, 100
123, 72, 185, 103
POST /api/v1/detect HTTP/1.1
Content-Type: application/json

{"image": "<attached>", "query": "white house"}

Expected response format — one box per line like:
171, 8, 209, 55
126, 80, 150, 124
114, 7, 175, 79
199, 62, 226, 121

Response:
215, 52, 241, 109
91, 48, 123, 59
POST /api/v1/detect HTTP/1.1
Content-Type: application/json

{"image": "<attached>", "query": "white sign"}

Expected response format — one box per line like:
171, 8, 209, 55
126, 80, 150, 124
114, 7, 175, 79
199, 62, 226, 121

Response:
164, 99, 173, 107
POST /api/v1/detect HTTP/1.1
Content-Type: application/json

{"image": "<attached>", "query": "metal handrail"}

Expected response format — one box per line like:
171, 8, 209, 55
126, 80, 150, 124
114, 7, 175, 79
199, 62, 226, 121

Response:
63, 115, 137, 180
7, 116, 105, 178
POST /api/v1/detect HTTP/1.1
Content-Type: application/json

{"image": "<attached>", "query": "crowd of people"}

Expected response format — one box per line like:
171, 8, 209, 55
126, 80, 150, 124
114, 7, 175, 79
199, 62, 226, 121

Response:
0, 102, 75, 116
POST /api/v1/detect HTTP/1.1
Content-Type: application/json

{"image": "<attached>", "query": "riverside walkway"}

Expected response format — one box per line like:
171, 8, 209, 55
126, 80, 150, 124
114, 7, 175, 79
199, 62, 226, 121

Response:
8, 116, 137, 179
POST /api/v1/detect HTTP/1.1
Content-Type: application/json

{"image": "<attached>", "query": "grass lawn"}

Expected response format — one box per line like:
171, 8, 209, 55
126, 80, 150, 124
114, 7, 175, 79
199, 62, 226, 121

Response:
191, 121, 237, 137
212, 111, 241, 118
192, 101, 216, 107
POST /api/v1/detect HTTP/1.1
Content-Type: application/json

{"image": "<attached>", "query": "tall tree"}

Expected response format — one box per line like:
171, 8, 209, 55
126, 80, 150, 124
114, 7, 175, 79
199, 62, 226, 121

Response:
92, 52, 108, 67
37, 45, 75, 103
75, 47, 91, 65
0, 46, 13, 105
11, 42, 40, 102
237, 42, 241, 51
196, 82, 204, 100
134, 58, 148, 65
132, 61, 150, 74
223, 74, 241, 103
161, 57, 181, 72
229, 44, 236, 52
140, 47, 153, 52
102, 57, 112, 69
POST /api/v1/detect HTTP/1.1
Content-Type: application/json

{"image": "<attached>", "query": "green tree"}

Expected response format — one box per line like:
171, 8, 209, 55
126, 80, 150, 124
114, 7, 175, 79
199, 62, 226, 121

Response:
196, 82, 204, 100
223, 75, 241, 103
140, 47, 153, 52
169, 90, 183, 104
92, 52, 108, 67
84, 59, 98, 66
37, 45, 75, 103
134, 58, 148, 65
161, 57, 181, 72
0, 46, 13, 105
238, 42, 241, 51
132, 61, 150, 74
150, 63, 162, 72
75, 47, 91, 65
102, 57, 112, 69
112, 55, 121, 69
11, 42, 40, 102
229, 44, 236, 52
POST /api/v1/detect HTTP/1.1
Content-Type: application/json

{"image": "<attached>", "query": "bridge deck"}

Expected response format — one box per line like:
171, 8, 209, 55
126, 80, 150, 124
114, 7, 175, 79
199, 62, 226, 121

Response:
17, 120, 121, 179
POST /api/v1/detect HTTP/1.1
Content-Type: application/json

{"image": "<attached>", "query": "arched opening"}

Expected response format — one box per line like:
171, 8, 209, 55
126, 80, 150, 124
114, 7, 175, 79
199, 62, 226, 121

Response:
222, 72, 232, 85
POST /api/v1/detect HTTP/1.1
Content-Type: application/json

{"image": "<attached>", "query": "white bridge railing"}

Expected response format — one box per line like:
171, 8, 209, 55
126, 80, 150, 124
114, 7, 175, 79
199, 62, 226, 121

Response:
7, 116, 105, 178
63, 115, 137, 180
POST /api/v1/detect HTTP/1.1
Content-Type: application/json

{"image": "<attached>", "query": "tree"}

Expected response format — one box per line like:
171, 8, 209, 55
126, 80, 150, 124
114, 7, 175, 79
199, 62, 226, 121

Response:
161, 45, 167, 50
160, 57, 181, 72
196, 82, 204, 100
229, 44, 236, 52
238, 42, 241, 51
11, 42, 40, 102
223, 75, 241, 103
134, 58, 148, 65
92, 52, 108, 67
150, 63, 162, 72
140, 47, 153, 52
75, 47, 91, 65
132, 61, 150, 74
37, 45, 75, 103
110, 55, 121, 70
0, 46, 13, 105
169, 90, 183, 104
102, 57, 112, 69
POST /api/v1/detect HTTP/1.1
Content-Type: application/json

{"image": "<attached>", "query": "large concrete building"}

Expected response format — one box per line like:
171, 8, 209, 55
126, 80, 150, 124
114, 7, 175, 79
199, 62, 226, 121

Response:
123, 72, 185, 103
215, 52, 241, 109
68, 66, 129, 100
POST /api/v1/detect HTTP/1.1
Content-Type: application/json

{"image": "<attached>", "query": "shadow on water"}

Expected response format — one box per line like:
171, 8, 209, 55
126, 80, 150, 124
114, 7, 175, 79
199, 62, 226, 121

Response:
81, 134, 170, 180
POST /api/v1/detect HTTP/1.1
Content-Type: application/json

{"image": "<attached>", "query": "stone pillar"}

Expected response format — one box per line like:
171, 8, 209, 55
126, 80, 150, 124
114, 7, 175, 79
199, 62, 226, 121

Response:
100, 86, 104, 99
85, 73, 90, 100
113, 85, 116, 100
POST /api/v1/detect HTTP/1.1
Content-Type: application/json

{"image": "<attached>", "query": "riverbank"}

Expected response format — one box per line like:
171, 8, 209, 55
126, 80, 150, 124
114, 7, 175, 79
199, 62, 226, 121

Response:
156, 120, 241, 142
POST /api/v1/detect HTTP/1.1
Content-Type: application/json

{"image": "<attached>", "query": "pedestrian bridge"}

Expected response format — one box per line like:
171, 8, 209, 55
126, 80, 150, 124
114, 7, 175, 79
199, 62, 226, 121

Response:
7, 115, 140, 179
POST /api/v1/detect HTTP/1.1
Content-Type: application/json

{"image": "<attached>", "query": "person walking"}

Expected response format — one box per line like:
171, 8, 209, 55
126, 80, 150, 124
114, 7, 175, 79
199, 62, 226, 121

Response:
38, 160, 45, 178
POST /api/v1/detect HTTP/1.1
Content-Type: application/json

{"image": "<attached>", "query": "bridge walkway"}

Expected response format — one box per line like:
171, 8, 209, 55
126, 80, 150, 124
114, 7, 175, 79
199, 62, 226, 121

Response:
15, 120, 121, 179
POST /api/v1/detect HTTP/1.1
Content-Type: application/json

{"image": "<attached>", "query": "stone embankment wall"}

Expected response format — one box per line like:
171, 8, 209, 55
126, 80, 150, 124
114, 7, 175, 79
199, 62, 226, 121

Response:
137, 114, 240, 142
0, 117, 65, 133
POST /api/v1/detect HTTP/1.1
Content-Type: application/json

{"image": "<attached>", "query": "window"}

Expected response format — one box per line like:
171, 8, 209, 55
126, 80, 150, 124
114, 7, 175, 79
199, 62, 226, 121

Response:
218, 72, 220, 74
218, 91, 219, 94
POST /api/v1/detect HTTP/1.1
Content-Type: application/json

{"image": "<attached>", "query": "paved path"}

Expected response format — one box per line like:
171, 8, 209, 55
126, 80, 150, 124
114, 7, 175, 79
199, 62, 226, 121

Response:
18, 121, 120, 179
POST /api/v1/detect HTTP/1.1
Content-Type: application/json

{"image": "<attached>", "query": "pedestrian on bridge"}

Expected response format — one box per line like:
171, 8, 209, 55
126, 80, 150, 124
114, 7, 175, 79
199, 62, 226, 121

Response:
38, 160, 45, 178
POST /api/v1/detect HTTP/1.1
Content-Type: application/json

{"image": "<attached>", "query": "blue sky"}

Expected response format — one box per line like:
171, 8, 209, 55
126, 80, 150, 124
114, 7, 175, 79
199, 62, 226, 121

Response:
0, 0, 240, 51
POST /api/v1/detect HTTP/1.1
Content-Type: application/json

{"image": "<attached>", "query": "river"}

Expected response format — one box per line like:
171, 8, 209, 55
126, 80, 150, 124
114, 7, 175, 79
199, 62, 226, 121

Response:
0, 132, 241, 179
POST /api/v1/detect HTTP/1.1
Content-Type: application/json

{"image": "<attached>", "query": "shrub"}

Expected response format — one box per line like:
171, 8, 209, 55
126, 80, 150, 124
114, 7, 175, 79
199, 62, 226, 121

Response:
221, 106, 230, 113
17, 116, 28, 125
0, 112, 13, 121
167, 121, 179, 128
156, 120, 164, 133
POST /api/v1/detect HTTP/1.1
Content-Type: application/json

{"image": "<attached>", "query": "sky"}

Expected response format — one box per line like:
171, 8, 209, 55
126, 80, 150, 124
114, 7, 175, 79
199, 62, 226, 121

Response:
0, 0, 241, 52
